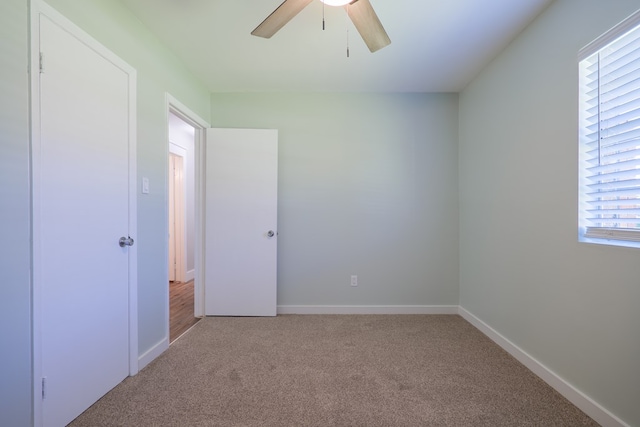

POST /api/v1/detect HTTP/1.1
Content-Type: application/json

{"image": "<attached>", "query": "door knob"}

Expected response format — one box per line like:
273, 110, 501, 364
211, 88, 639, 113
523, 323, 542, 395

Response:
266, 230, 275, 238
119, 236, 134, 247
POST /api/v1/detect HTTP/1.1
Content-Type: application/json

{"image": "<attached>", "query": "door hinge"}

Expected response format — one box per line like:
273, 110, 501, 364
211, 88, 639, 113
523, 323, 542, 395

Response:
39, 52, 44, 73
41, 377, 47, 400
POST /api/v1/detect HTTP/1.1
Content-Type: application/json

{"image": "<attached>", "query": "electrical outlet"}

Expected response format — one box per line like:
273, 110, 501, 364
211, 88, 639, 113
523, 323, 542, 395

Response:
350, 275, 358, 287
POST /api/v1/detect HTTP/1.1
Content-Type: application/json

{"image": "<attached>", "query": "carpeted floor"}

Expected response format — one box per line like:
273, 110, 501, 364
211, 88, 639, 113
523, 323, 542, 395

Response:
69, 315, 598, 426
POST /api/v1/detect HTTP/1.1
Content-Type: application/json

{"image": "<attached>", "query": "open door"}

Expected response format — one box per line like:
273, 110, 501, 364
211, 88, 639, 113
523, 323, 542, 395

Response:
205, 128, 278, 317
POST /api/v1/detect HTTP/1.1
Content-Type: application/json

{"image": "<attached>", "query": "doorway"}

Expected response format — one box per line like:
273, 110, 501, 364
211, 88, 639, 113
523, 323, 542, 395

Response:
168, 112, 197, 341
165, 96, 279, 328
166, 100, 208, 342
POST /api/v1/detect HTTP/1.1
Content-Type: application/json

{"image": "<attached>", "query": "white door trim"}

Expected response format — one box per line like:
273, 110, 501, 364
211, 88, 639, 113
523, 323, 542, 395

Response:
30, 2, 138, 425
165, 94, 210, 323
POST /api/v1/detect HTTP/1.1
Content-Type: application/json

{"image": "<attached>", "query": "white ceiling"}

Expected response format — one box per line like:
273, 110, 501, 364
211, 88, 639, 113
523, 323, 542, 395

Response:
119, 0, 554, 93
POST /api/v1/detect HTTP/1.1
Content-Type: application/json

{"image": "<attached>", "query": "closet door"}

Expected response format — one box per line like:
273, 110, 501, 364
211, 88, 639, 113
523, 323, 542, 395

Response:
34, 6, 137, 426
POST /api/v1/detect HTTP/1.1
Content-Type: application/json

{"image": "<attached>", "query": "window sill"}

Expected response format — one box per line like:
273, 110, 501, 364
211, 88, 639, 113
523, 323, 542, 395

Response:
579, 229, 640, 250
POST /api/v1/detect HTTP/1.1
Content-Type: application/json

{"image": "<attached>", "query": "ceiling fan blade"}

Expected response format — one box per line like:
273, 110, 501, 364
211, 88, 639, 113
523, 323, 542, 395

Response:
251, 0, 315, 38
346, 0, 391, 53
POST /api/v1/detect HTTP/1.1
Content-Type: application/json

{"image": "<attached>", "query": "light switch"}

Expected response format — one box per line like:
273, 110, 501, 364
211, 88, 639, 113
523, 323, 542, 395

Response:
142, 177, 150, 194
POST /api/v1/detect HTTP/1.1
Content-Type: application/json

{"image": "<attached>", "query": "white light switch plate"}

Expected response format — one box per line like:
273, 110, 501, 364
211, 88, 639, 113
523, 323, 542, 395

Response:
142, 177, 149, 194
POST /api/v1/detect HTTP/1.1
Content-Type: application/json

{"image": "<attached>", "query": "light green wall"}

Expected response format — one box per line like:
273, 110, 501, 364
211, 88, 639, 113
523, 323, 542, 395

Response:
5, 0, 638, 425
459, 1, 640, 425
211, 93, 460, 307
43, 0, 211, 355
0, 1, 32, 425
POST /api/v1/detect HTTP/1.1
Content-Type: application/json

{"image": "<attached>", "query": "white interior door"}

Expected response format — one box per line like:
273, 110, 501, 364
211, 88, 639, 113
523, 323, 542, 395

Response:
205, 128, 278, 316
35, 9, 136, 427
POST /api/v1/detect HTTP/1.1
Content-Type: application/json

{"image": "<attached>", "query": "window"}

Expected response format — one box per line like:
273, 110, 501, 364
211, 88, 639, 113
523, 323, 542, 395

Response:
579, 10, 640, 246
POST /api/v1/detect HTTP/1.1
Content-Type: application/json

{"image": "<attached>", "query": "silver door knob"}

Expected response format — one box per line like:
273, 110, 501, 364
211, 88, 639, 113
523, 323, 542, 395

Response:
119, 236, 134, 247
266, 230, 275, 238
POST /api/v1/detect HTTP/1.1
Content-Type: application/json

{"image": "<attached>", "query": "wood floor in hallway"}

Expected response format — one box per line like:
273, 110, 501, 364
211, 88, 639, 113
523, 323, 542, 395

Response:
170, 280, 200, 343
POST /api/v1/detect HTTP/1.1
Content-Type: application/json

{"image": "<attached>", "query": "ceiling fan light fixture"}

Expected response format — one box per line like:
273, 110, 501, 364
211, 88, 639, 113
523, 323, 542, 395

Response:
252, 0, 390, 53
320, 0, 353, 6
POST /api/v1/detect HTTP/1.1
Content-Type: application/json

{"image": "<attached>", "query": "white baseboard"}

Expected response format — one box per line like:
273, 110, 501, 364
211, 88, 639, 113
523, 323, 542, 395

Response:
137, 337, 169, 371
458, 306, 630, 427
186, 269, 195, 282
277, 305, 459, 315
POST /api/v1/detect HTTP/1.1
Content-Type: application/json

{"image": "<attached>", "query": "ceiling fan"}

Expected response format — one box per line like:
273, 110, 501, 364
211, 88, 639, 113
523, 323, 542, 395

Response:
251, 0, 391, 53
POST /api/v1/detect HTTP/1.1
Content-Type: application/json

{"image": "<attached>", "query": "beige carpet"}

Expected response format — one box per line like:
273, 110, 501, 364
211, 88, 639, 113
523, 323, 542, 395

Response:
70, 315, 598, 426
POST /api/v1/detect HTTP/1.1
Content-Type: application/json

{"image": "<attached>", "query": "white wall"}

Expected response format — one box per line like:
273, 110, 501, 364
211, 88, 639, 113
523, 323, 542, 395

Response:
211, 93, 460, 309
459, 1, 640, 425
169, 113, 196, 280
0, 1, 33, 425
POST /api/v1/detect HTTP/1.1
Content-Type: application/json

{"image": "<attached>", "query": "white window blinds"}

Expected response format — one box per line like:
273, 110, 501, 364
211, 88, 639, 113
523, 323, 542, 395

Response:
579, 11, 640, 243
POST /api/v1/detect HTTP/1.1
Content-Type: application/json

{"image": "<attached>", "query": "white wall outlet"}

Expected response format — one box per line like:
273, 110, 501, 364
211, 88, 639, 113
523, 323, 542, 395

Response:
350, 275, 358, 287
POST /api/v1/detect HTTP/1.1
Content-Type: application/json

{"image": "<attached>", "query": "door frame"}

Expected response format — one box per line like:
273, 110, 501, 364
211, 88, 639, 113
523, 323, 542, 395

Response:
165, 94, 210, 324
30, 2, 138, 425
